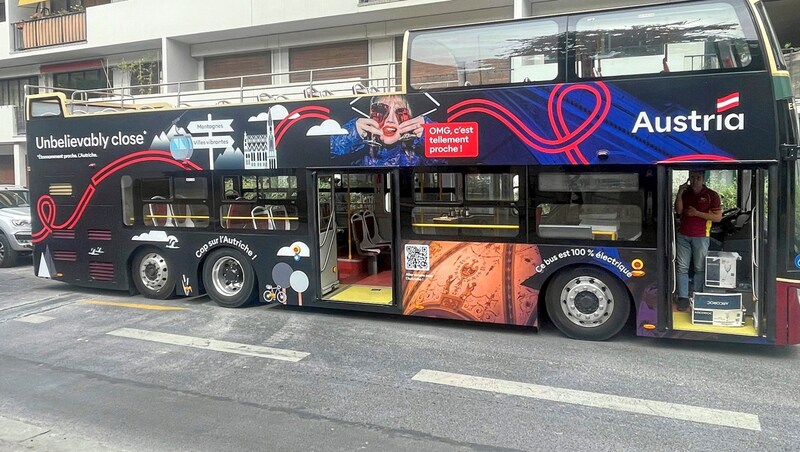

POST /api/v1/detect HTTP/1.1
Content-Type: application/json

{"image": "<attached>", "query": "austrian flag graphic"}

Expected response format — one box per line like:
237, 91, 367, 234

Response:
716, 92, 740, 113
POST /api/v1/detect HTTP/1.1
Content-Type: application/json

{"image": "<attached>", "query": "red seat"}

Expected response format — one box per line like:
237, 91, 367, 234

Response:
225, 198, 252, 229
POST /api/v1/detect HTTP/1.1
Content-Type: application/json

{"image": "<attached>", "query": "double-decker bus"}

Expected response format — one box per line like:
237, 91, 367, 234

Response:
25, 0, 799, 343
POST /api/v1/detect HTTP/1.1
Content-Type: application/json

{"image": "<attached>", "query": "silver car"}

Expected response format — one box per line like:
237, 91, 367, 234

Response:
0, 185, 32, 267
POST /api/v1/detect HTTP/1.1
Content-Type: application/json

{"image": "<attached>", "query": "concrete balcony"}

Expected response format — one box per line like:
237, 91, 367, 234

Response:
12, 11, 87, 51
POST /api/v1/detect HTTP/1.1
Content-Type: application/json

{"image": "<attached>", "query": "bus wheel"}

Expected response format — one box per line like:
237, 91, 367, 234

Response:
132, 249, 175, 300
545, 266, 630, 341
202, 248, 256, 308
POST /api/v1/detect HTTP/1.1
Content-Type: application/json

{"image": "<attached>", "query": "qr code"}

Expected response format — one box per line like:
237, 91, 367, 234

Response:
405, 244, 430, 271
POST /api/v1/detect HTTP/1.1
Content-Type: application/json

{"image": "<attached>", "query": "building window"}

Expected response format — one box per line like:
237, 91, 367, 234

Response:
0, 76, 38, 106
289, 41, 368, 83
53, 69, 108, 97
49, 0, 84, 13
204, 52, 271, 90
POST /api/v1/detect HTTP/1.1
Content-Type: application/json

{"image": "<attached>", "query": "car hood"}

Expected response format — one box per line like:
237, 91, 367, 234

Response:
0, 206, 31, 220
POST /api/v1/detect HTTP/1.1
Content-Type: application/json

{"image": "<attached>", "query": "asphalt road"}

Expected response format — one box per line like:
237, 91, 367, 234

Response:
1, 261, 799, 451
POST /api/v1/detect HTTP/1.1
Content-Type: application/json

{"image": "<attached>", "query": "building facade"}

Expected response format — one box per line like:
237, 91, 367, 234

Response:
0, 0, 797, 186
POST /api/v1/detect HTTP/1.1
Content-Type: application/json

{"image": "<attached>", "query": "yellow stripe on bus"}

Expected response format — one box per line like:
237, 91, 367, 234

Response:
81, 300, 189, 311
412, 223, 519, 229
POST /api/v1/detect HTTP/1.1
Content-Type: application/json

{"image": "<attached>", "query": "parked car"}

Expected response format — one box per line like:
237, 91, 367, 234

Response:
0, 185, 32, 267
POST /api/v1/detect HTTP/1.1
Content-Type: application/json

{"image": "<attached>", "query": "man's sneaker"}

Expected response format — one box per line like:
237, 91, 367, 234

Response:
676, 297, 691, 312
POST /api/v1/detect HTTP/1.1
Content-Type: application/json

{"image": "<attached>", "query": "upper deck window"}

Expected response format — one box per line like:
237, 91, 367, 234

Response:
408, 19, 561, 90
572, 1, 762, 78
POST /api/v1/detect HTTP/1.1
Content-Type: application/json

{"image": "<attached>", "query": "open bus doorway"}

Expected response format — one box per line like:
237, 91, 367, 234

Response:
665, 167, 765, 337
314, 171, 396, 306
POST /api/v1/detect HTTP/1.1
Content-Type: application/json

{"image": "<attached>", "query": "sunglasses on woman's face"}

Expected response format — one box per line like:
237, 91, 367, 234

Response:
370, 103, 411, 125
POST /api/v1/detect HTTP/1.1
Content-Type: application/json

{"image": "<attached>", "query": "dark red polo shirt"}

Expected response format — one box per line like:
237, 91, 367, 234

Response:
679, 186, 721, 237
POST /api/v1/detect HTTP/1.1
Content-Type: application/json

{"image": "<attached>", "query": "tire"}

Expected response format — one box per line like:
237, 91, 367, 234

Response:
202, 248, 256, 308
545, 266, 630, 341
0, 234, 18, 268
131, 248, 175, 300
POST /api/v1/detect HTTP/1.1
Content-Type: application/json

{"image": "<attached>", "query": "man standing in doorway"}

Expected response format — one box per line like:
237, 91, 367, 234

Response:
674, 170, 723, 311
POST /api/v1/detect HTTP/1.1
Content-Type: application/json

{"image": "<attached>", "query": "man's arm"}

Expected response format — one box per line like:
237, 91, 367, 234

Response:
674, 185, 687, 214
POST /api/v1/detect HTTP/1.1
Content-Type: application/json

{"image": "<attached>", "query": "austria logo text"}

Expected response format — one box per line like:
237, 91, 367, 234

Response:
631, 92, 744, 133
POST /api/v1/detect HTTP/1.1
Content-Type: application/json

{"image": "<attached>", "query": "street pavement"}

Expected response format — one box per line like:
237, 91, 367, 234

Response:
1, 260, 799, 451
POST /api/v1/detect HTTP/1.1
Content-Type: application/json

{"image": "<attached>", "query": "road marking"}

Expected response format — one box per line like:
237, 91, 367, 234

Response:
82, 300, 189, 311
0, 415, 48, 442
412, 369, 761, 432
14, 314, 55, 324
107, 328, 309, 362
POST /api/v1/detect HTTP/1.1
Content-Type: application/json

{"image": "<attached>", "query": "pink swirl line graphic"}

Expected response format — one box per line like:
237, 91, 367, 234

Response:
447, 82, 611, 165
275, 106, 330, 147
33, 150, 201, 243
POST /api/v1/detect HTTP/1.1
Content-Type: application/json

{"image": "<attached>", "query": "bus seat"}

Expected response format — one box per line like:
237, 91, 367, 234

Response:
350, 212, 382, 256
173, 204, 194, 227
362, 210, 390, 245
270, 205, 291, 230
225, 199, 252, 229
147, 196, 174, 227
251, 205, 271, 229
304, 87, 321, 98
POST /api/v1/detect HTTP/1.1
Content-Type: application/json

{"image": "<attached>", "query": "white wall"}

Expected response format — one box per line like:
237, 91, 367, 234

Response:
163, 38, 198, 88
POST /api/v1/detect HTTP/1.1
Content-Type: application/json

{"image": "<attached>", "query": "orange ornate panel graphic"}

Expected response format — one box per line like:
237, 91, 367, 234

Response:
402, 241, 541, 326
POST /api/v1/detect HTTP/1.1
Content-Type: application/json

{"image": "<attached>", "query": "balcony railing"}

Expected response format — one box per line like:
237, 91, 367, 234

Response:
13, 11, 87, 51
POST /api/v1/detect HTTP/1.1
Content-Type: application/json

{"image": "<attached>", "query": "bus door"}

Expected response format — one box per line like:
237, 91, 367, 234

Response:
664, 167, 765, 338
313, 171, 397, 307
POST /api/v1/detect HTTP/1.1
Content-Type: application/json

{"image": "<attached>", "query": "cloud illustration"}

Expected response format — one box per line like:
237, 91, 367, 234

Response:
277, 241, 311, 258
132, 231, 172, 242
248, 112, 270, 122
269, 105, 290, 120
306, 119, 348, 136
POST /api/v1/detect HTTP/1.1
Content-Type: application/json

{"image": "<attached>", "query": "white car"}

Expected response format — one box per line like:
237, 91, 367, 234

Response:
0, 185, 32, 267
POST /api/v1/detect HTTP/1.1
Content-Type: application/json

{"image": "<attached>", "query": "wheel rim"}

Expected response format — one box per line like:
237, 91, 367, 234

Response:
0, 240, 5, 263
138, 252, 169, 292
210, 256, 245, 297
559, 275, 614, 328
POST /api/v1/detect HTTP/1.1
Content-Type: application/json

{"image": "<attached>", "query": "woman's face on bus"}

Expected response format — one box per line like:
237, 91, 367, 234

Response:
370, 97, 412, 146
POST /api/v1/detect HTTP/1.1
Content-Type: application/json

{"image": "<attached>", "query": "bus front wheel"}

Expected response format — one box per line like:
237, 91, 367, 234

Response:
202, 248, 256, 308
132, 248, 175, 300
545, 266, 630, 341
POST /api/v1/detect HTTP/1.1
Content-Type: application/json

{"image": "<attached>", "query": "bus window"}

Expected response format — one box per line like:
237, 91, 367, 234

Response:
121, 176, 134, 226
414, 172, 463, 203
412, 171, 520, 238
408, 18, 561, 90
794, 161, 800, 260
572, 1, 761, 78
535, 172, 642, 241
138, 177, 210, 228
221, 174, 299, 230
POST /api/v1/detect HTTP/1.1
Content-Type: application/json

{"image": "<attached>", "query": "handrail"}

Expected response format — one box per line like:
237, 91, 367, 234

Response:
26, 61, 402, 114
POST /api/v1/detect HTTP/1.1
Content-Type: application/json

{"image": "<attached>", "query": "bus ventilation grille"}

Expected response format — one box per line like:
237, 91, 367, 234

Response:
88, 229, 112, 241
52, 230, 76, 239
52, 251, 77, 262
89, 262, 114, 281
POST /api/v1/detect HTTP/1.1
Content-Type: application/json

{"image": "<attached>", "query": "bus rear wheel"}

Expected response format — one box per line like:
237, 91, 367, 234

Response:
545, 266, 630, 341
132, 248, 175, 300
202, 248, 256, 308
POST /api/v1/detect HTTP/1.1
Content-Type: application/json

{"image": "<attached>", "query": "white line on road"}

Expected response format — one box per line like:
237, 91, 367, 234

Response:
107, 328, 309, 362
14, 314, 55, 324
412, 369, 761, 431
